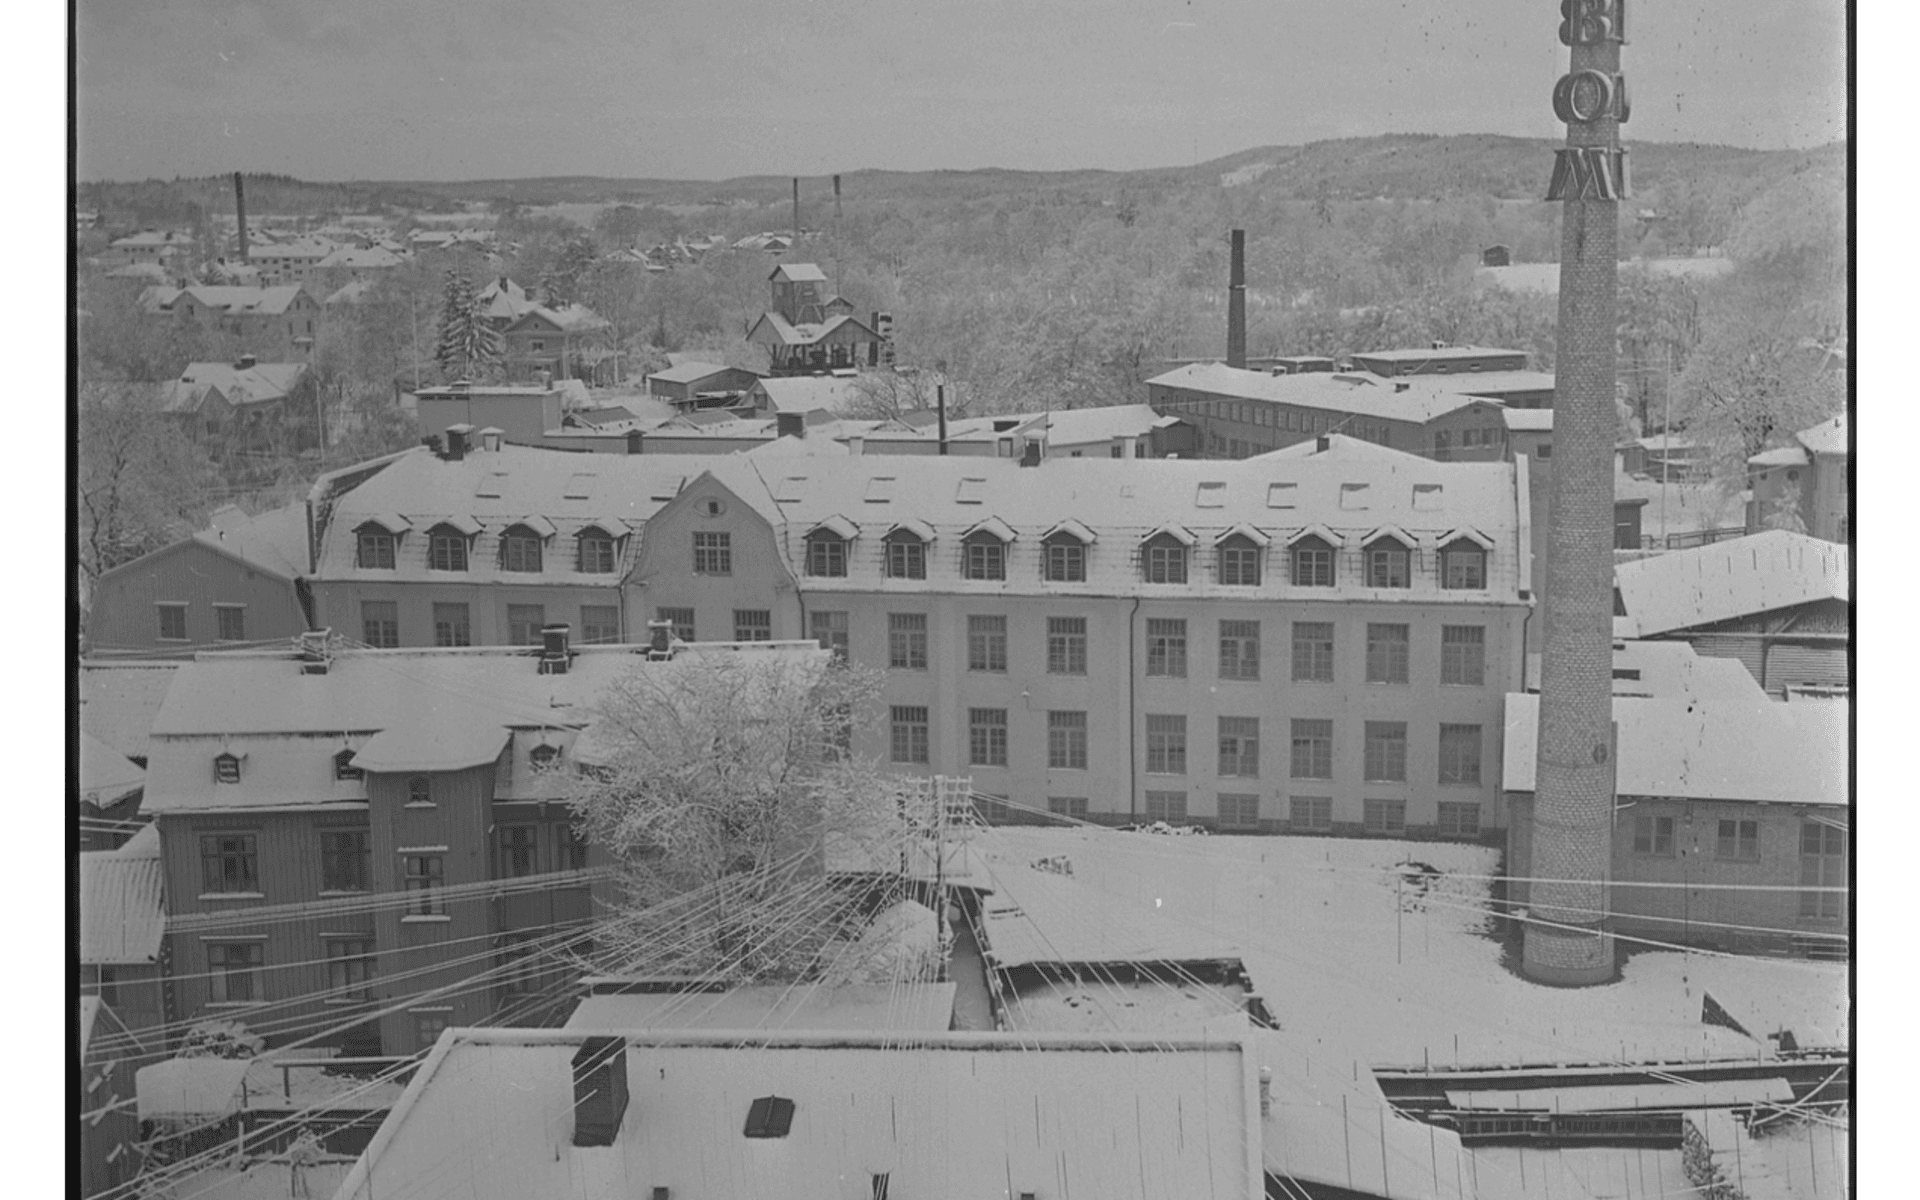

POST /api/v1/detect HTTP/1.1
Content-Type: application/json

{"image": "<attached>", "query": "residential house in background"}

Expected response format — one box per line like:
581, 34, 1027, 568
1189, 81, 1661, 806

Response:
141, 640, 827, 1056
85, 502, 312, 656
106, 229, 196, 271
245, 239, 335, 286
413, 381, 580, 446
646, 361, 764, 410
501, 303, 620, 385
1748, 413, 1850, 543
1611, 530, 1850, 695
158, 357, 312, 439
140, 284, 323, 362
1504, 641, 1848, 957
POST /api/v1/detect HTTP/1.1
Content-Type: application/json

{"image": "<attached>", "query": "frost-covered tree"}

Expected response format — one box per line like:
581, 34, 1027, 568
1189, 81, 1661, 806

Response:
562, 653, 904, 982
432, 270, 501, 382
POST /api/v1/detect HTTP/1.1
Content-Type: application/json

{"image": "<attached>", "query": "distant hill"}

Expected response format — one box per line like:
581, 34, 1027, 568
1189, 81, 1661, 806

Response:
79, 135, 1843, 223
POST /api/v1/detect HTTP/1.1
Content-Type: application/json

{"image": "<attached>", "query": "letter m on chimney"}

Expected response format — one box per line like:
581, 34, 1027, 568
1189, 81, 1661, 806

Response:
1546, 148, 1627, 201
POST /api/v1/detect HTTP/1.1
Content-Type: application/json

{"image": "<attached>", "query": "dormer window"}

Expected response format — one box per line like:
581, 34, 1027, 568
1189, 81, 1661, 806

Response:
1290, 536, 1336, 587
334, 749, 363, 781
1441, 539, 1488, 590
214, 752, 243, 784
356, 526, 396, 569
1365, 537, 1412, 589
884, 530, 927, 579
1141, 532, 1189, 584
1216, 534, 1263, 586
961, 530, 1007, 581
500, 525, 544, 573
807, 532, 848, 577
428, 525, 470, 572
743, 1096, 796, 1138
1042, 534, 1087, 582
576, 527, 618, 574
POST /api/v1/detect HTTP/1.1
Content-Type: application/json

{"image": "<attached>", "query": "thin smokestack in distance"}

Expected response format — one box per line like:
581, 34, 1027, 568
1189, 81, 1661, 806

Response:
234, 172, 249, 262
793, 178, 801, 241
1227, 229, 1247, 370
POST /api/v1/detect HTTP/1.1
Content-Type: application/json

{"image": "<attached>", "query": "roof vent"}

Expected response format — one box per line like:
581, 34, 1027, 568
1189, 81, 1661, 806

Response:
1317, 436, 1331, 452
646, 618, 678, 661
443, 423, 473, 462
743, 1096, 796, 1138
477, 427, 505, 452
570, 1037, 629, 1147
234, 354, 256, 370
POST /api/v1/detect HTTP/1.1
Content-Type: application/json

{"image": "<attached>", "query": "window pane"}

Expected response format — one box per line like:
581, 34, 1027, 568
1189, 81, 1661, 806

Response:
1290, 719, 1333, 779
886, 538, 926, 579
1144, 791, 1187, 822
1146, 714, 1187, 774
1441, 626, 1486, 687
693, 531, 732, 575
890, 706, 930, 764
888, 613, 928, 669
1363, 722, 1407, 782
968, 708, 1008, 766
580, 606, 620, 644
1365, 624, 1410, 684
158, 604, 188, 641
1289, 796, 1332, 830
808, 536, 847, 577
507, 605, 545, 646
320, 831, 369, 892
657, 607, 695, 643
1048, 710, 1088, 769
362, 601, 399, 649
1439, 724, 1482, 786
810, 611, 849, 660
576, 534, 614, 574
1044, 540, 1086, 582
1047, 616, 1088, 675
1146, 618, 1187, 677
215, 606, 245, 641
1217, 716, 1259, 777
1219, 620, 1260, 680
733, 610, 772, 641
968, 615, 1008, 672
432, 603, 471, 647
1291, 622, 1334, 683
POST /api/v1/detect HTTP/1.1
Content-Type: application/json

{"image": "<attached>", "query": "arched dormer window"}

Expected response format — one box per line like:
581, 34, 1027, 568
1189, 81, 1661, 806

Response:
427, 522, 474, 572
1141, 529, 1193, 584
1215, 530, 1265, 587
499, 524, 544, 573
355, 518, 405, 569
1364, 535, 1412, 589
1440, 537, 1489, 590
804, 516, 859, 578
334, 748, 363, 781
883, 524, 929, 580
529, 743, 561, 768
576, 526, 619, 574
960, 519, 1013, 582
1040, 520, 1094, 583
1289, 535, 1337, 587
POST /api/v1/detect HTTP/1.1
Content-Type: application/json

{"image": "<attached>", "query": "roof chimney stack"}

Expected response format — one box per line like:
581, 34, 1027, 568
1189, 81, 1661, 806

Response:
570, 1036, 629, 1147
443, 423, 473, 462
625, 429, 644, 455
298, 629, 332, 675
1316, 435, 1331, 452
645, 618, 677, 661
477, 426, 504, 452
833, 173, 843, 221
1227, 229, 1247, 370
234, 354, 256, 370
538, 623, 573, 675
233, 173, 249, 262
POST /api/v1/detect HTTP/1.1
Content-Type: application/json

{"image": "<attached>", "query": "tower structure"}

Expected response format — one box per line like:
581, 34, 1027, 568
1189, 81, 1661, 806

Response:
1521, 0, 1631, 985
1226, 229, 1247, 369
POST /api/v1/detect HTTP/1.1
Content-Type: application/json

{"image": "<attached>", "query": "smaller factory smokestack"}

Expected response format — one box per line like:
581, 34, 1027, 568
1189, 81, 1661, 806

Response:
233, 172, 249, 262
1227, 229, 1246, 370
792, 178, 801, 241
833, 174, 843, 221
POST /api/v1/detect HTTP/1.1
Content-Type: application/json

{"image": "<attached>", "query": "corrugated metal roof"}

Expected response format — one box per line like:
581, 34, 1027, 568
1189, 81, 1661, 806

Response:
1612, 531, 1849, 637
79, 848, 166, 964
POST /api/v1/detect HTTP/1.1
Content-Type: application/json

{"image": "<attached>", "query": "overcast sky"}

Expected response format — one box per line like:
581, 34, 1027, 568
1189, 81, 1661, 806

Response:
76, 0, 1845, 182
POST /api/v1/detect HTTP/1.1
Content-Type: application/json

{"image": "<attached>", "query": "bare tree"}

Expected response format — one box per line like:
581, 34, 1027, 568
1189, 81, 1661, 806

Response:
77, 383, 211, 593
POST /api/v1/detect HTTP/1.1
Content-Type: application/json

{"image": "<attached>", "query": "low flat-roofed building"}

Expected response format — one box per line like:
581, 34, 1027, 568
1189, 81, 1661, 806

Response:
331, 1028, 1264, 1200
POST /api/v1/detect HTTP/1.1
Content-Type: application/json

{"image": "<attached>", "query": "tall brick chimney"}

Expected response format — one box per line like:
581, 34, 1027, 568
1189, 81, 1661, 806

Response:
1227, 229, 1247, 370
792, 178, 801, 241
1522, 0, 1631, 986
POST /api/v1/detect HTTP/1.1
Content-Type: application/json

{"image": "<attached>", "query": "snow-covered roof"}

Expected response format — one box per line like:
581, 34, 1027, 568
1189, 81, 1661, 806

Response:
80, 730, 145, 809
647, 360, 741, 385
1026, 403, 1168, 446
1501, 408, 1553, 432
162, 361, 308, 412
188, 502, 308, 578
750, 374, 857, 414
78, 843, 166, 965
769, 262, 829, 282
1747, 445, 1810, 468
1151, 362, 1512, 424
336, 1029, 1260, 1200
564, 983, 957, 1033
137, 1058, 251, 1121
79, 662, 181, 763
1502, 690, 1847, 806
1796, 413, 1847, 457
976, 850, 1244, 969
1612, 530, 1849, 637
145, 643, 830, 814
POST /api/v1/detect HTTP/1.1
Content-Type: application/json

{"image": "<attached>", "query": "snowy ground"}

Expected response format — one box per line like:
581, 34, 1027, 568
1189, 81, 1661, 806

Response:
241, 1062, 410, 1112
1699, 1111, 1850, 1200
974, 828, 1848, 1069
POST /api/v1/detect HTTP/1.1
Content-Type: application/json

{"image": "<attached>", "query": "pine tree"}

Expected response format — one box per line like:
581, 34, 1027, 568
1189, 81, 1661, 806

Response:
433, 270, 501, 382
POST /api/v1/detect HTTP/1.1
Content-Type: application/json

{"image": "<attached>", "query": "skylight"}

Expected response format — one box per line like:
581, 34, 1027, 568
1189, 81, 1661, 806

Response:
475, 472, 508, 499
865, 477, 898, 503
743, 1096, 795, 1138
1339, 483, 1370, 510
1412, 483, 1444, 511
1195, 481, 1226, 508
773, 476, 807, 503
956, 478, 988, 504
562, 473, 596, 500
1266, 482, 1297, 509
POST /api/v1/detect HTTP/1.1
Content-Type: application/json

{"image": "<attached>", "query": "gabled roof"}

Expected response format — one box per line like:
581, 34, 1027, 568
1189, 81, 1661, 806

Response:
751, 375, 857, 414
80, 730, 145, 809
506, 303, 611, 334
315, 246, 405, 270
1612, 531, 1849, 638
1748, 445, 1811, 468
161, 362, 308, 412
769, 262, 829, 283
1024, 403, 1167, 446
1253, 434, 1428, 463
648, 360, 744, 385
79, 662, 182, 763
1796, 413, 1848, 456
79, 844, 166, 965
165, 285, 312, 315
747, 312, 880, 347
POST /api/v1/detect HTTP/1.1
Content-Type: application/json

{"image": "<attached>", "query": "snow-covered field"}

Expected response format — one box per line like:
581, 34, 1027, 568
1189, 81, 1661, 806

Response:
973, 828, 1848, 1068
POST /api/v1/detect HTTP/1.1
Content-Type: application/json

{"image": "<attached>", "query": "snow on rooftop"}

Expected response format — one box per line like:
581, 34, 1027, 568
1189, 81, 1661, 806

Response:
972, 828, 1846, 1068
1612, 530, 1848, 637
